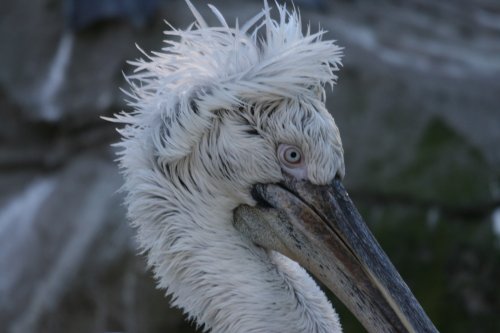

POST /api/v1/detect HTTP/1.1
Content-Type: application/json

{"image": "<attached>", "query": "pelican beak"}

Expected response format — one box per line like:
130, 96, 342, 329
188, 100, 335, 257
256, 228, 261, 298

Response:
234, 176, 438, 333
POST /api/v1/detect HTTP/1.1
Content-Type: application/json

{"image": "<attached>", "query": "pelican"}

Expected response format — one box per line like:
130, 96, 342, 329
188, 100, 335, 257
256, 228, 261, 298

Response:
109, 1, 439, 332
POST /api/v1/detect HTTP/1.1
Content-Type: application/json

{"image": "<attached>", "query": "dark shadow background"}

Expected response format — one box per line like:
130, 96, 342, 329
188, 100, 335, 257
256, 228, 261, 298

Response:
1, 0, 499, 332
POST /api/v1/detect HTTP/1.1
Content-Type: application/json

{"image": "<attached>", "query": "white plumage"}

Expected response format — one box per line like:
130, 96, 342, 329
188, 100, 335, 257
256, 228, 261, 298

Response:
109, 1, 441, 332
111, 1, 345, 332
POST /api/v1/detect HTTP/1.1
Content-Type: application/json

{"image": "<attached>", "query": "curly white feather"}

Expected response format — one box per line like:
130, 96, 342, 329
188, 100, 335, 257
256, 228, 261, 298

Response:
109, 1, 344, 332
114, 0, 341, 162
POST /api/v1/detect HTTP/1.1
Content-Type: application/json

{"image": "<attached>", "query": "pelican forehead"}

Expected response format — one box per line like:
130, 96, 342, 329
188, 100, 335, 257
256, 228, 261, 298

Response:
250, 97, 345, 185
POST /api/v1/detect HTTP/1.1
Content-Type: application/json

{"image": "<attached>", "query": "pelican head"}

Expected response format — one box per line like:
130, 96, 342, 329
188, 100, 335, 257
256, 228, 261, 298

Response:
110, 1, 438, 332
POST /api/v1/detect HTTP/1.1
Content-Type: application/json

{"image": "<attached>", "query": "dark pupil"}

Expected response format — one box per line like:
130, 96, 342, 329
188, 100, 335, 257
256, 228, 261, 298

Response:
289, 151, 297, 159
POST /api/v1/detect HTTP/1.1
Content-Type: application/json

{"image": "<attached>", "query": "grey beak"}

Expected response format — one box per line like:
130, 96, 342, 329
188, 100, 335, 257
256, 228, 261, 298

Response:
234, 176, 439, 333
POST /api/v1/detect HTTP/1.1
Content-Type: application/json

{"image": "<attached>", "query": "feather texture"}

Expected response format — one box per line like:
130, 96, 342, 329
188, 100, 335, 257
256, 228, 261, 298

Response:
111, 0, 342, 162
109, 1, 344, 332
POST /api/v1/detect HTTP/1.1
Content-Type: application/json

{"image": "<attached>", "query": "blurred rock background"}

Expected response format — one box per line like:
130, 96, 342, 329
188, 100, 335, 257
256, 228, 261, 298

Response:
0, 0, 499, 332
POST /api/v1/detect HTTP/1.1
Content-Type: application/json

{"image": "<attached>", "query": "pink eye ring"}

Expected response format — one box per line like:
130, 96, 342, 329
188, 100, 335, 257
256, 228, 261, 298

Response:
278, 144, 307, 179
278, 143, 305, 166
282, 146, 302, 165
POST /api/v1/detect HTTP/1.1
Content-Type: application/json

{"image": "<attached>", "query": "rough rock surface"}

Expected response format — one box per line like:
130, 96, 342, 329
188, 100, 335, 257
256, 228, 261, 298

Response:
1, 0, 499, 332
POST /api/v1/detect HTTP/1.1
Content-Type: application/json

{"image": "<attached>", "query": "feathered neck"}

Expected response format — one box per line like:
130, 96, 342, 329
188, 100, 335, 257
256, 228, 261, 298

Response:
112, 1, 344, 331
124, 158, 341, 332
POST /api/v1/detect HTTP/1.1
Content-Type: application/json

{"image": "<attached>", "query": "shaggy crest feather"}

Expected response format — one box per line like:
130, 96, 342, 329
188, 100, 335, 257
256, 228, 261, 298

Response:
113, 0, 342, 162
109, 1, 345, 332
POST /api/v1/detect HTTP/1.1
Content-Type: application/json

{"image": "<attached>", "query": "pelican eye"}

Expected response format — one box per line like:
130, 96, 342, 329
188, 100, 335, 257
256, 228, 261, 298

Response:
278, 144, 303, 167
278, 144, 306, 179
284, 147, 301, 164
